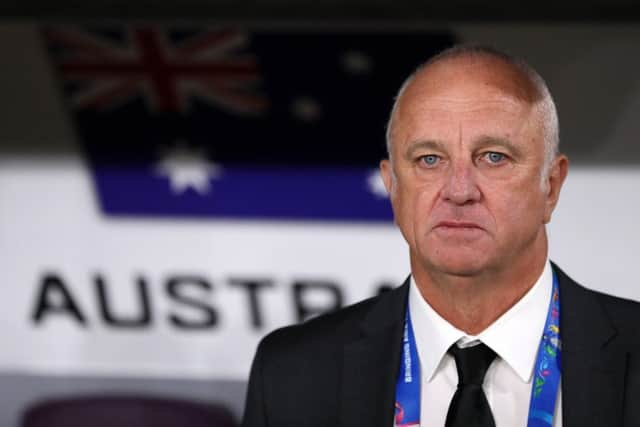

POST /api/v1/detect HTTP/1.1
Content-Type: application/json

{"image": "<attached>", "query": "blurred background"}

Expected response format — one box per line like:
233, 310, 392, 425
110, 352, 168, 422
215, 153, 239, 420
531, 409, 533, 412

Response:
2, 2, 640, 426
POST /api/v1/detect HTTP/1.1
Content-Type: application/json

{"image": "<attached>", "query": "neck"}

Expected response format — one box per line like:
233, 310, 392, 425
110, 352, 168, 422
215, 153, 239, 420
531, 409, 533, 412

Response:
411, 240, 548, 335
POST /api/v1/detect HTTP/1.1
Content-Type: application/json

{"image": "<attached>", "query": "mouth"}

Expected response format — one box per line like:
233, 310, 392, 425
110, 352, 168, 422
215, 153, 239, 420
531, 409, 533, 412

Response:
432, 221, 486, 240
434, 221, 484, 230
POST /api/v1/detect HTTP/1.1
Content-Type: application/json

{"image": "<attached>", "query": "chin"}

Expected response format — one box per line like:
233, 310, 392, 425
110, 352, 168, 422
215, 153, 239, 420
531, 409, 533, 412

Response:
422, 249, 492, 278
433, 262, 486, 277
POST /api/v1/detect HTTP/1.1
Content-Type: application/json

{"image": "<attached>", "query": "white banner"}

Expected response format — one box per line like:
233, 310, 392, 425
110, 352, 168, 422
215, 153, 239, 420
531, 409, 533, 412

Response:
0, 156, 410, 379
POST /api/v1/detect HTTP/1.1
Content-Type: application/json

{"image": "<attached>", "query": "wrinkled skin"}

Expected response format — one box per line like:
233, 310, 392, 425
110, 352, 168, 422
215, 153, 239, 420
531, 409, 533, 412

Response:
380, 55, 568, 332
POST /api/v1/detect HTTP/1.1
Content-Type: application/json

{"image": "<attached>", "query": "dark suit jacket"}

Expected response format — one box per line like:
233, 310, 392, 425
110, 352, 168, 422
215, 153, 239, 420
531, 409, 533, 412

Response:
242, 264, 640, 427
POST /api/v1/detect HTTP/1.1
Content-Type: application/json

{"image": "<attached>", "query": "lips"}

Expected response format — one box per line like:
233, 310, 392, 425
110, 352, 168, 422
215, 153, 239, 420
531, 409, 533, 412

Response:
435, 220, 483, 229
431, 221, 486, 240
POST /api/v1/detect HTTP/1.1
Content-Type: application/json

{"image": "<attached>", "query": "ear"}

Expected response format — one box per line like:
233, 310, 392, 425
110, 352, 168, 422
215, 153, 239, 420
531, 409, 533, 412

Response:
379, 159, 394, 197
543, 154, 569, 224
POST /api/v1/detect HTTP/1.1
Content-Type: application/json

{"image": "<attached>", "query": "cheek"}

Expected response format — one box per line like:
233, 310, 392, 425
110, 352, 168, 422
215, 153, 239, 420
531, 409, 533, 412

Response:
391, 182, 435, 240
412, 187, 434, 216
408, 186, 438, 233
490, 184, 546, 234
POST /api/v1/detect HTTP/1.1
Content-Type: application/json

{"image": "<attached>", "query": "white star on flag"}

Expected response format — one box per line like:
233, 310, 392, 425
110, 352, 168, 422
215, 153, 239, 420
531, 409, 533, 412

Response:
155, 143, 222, 195
366, 169, 388, 198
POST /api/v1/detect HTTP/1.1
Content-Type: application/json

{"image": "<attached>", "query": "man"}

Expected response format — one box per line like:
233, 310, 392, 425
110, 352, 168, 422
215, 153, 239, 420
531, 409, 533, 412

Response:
241, 45, 640, 427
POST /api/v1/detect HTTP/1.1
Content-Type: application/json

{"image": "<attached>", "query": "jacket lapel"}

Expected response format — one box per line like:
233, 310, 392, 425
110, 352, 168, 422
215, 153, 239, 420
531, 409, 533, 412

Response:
340, 279, 409, 427
555, 264, 627, 427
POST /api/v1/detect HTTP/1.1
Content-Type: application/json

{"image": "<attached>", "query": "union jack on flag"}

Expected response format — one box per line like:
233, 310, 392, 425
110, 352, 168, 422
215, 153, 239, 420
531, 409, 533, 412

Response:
44, 25, 456, 222
45, 27, 267, 114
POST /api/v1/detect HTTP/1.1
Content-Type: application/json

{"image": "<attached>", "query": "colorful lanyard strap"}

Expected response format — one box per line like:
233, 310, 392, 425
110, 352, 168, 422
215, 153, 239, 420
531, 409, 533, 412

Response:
394, 272, 561, 427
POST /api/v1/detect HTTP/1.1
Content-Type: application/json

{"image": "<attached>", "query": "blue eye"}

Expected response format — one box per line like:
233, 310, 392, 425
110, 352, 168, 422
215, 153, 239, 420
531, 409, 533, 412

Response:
485, 152, 505, 163
421, 155, 440, 166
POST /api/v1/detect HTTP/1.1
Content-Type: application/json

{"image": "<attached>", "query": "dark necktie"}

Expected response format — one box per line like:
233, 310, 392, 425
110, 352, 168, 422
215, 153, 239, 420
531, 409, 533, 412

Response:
445, 342, 497, 427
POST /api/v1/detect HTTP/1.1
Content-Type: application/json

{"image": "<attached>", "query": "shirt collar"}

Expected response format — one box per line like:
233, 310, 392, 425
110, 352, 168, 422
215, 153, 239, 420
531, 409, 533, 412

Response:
409, 260, 553, 383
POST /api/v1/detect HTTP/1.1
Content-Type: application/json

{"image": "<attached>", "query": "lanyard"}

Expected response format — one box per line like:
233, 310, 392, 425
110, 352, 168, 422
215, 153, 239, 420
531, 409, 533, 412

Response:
395, 272, 561, 427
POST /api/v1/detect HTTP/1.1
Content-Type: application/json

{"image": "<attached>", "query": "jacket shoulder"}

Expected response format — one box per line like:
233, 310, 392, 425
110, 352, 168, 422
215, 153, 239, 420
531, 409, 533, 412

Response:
258, 290, 389, 354
554, 263, 640, 347
591, 289, 640, 344
253, 280, 408, 368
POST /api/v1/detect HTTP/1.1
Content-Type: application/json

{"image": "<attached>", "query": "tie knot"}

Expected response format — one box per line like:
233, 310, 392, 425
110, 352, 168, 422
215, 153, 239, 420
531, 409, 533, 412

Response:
449, 342, 496, 387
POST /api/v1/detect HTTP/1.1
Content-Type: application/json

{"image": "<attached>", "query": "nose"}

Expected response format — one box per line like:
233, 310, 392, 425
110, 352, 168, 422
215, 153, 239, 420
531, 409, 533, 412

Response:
441, 159, 481, 205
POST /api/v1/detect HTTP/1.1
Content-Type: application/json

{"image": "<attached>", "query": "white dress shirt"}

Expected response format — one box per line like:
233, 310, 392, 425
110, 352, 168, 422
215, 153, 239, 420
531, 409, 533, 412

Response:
405, 260, 562, 427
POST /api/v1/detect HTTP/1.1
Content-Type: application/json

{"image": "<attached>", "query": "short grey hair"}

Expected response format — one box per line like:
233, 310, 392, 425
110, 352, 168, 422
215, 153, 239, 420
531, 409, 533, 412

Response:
385, 44, 560, 181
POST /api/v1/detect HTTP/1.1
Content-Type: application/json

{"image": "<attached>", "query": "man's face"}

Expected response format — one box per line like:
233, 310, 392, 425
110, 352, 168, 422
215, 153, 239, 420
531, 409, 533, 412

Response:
380, 57, 567, 278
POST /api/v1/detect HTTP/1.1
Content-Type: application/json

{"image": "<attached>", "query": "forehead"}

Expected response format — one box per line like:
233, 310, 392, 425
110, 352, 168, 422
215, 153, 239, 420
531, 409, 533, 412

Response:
392, 56, 543, 146
407, 55, 540, 105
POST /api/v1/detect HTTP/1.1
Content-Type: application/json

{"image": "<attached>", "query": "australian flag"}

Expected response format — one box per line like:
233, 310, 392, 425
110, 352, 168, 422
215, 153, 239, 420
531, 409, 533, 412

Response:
43, 26, 456, 222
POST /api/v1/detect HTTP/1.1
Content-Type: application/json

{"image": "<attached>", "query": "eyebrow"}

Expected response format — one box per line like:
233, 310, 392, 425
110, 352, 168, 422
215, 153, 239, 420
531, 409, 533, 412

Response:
403, 136, 524, 160
473, 136, 524, 158
404, 140, 446, 160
